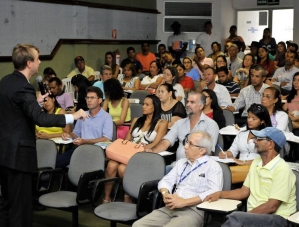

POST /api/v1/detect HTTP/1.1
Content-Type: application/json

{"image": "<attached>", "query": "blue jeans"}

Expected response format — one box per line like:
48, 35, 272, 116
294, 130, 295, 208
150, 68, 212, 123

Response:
55, 147, 76, 168
222, 211, 287, 227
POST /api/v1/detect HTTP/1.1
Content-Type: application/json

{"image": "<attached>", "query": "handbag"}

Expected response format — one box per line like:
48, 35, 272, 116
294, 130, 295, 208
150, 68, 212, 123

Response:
105, 139, 144, 164
230, 165, 250, 184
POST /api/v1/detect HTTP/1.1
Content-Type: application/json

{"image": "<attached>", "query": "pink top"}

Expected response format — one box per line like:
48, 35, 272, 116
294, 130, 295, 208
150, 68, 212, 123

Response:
287, 95, 299, 112
192, 57, 214, 75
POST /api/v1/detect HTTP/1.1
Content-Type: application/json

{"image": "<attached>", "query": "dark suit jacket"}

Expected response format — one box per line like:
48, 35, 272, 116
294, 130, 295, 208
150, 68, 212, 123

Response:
0, 70, 66, 173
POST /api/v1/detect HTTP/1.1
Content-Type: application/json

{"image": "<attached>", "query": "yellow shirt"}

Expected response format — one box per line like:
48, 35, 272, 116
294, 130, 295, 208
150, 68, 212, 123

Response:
244, 155, 296, 219
66, 65, 95, 79
36, 108, 63, 135
108, 98, 131, 122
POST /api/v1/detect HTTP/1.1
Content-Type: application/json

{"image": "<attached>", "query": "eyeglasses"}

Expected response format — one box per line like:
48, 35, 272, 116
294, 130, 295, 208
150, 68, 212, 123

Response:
85, 96, 100, 100
183, 134, 204, 149
254, 137, 271, 142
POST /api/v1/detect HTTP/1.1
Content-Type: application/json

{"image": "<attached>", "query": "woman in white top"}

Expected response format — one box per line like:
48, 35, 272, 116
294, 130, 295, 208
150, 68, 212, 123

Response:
219, 104, 272, 165
262, 87, 289, 132
140, 61, 163, 89
104, 95, 168, 203
162, 66, 185, 105
118, 63, 140, 97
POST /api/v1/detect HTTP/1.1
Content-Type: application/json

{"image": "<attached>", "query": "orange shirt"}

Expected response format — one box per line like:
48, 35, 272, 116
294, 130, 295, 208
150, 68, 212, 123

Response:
136, 52, 156, 72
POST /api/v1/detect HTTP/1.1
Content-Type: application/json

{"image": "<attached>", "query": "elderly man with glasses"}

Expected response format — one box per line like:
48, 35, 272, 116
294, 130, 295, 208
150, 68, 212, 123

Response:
205, 127, 296, 227
133, 131, 223, 227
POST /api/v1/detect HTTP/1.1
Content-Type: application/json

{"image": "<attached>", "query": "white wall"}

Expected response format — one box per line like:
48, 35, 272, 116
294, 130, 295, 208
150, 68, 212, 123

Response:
232, 0, 293, 9
156, 0, 234, 51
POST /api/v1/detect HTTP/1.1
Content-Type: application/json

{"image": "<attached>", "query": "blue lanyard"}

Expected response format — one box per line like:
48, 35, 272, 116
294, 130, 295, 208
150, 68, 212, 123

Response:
177, 161, 207, 187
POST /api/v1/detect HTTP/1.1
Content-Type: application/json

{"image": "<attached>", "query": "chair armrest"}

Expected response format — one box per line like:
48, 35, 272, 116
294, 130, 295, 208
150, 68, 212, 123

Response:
76, 169, 104, 204
36, 168, 64, 192
91, 177, 121, 206
136, 179, 161, 218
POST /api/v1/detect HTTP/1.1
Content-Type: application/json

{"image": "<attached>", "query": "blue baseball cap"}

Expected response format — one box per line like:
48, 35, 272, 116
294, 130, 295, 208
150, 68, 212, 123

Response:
251, 127, 286, 149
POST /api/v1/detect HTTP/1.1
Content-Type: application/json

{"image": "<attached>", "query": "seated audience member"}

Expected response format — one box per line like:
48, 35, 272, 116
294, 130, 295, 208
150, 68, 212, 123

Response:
155, 43, 166, 64
216, 66, 240, 97
140, 61, 163, 89
71, 74, 91, 111
225, 25, 246, 52
196, 21, 220, 56
215, 55, 232, 79
257, 47, 275, 78
183, 57, 201, 81
120, 47, 143, 74
272, 51, 299, 95
167, 21, 188, 60
274, 41, 287, 68
283, 72, 299, 130
162, 66, 185, 105
118, 63, 140, 97
136, 42, 156, 74
248, 41, 259, 60
48, 77, 74, 110
224, 41, 233, 57
36, 94, 71, 139
67, 56, 95, 82
104, 51, 120, 78
207, 42, 224, 62
41, 67, 57, 90
193, 46, 214, 76
93, 65, 112, 100
146, 92, 219, 168
233, 54, 255, 88
104, 95, 168, 203
259, 28, 277, 56
197, 66, 232, 108
226, 44, 243, 77
226, 65, 269, 125
176, 64, 195, 93
161, 51, 181, 67
233, 40, 245, 60
219, 104, 272, 165
207, 127, 295, 227
202, 89, 226, 129
102, 78, 131, 139
287, 41, 298, 52
157, 83, 187, 128
262, 87, 289, 132
133, 131, 223, 227
56, 87, 113, 168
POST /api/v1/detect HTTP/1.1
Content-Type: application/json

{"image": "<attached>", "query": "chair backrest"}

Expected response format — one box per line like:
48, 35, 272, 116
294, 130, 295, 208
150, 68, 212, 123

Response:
223, 110, 235, 126
214, 134, 223, 156
94, 71, 101, 80
112, 122, 117, 142
292, 170, 299, 211
130, 90, 151, 104
218, 162, 232, 191
68, 145, 105, 186
288, 117, 293, 132
36, 139, 57, 169
123, 153, 165, 199
62, 78, 75, 99
130, 103, 143, 120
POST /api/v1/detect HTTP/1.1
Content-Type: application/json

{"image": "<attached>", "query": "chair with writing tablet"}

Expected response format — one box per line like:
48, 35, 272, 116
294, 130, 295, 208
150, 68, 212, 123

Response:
197, 162, 242, 227
223, 109, 235, 126
287, 169, 299, 226
214, 134, 224, 156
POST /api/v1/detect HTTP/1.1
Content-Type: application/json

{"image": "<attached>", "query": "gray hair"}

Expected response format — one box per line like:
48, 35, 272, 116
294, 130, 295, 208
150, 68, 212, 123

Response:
228, 43, 238, 50
100, 65, 112, 75
252, 64, 266, 77
188, 91, 206, 106
190, 131, 213, 155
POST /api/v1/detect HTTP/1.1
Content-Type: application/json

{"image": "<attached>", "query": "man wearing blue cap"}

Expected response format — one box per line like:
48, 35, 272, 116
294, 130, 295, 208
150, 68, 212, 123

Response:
205, 127, 296, 227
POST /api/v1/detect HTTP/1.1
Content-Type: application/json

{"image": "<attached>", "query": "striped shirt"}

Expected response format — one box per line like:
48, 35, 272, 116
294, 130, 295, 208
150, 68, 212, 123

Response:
158, 155, 223, 201
216, 80, 240, 94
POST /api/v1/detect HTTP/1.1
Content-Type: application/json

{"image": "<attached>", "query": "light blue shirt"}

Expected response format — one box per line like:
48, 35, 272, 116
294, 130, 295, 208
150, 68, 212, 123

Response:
186, 67, 201, 81
73, 108, 113, 140
93, 81, 105, 99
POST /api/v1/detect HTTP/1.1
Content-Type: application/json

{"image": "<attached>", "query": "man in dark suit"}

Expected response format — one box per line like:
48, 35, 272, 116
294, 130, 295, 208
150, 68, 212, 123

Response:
0, 44, 88, 227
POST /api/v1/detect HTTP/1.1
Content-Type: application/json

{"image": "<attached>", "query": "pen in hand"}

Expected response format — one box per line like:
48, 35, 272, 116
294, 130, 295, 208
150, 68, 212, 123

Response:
217, 144, 227, 159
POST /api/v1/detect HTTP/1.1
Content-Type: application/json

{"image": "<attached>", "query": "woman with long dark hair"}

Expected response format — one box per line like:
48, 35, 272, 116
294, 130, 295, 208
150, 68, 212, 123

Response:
233, 54, 255, 88
71, 74, 91, 111
258, 28, 277, 56
219, 103, 272, 165
274, 41, 287, 69
105, 51, 120, 78
104, 95, 168, 203
202, 89, 226, 129
140, 60, 163, 89
257, 47, 275, 78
